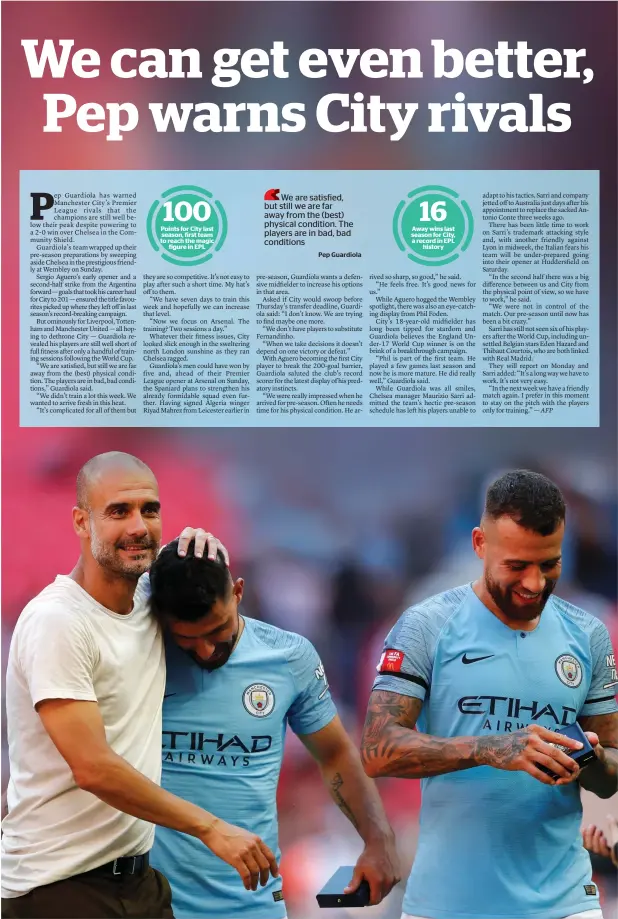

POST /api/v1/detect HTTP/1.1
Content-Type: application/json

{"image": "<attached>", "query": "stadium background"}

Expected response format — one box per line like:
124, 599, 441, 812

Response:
2, 3, 617, 917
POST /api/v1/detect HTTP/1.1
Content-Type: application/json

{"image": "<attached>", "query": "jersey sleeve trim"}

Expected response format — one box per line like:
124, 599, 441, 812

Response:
278, 630, 338, 736
585, 694, 617, 704
580, 699, 618, 717
292, 710, 337, 738
376, 670, 429, 692
372, 674, 426, 701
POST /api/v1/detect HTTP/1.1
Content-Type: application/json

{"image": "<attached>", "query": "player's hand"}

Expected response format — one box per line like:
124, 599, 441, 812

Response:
344, 833, 401, 906
200, 817, 279, 890
582, 816, 618, 867
480, 724, 583, 786
582, 824, 612, 860
176, 528, 230, 564
583, 731, 605, 762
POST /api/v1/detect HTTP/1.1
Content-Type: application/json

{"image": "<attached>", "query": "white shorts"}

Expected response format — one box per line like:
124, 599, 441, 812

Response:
402, 911, 603, 919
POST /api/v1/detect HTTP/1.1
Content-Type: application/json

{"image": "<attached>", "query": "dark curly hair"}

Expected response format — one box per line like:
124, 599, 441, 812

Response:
484, 470, 565, 536
149, 539, 231, 622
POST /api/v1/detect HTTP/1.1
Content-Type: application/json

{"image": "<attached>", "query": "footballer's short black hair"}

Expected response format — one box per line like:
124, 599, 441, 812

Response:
484, 470, 566, 536
149, 539, 232, 622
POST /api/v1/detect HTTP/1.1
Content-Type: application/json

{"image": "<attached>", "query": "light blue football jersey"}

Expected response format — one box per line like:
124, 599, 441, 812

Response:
373, 585, 618, 919
151, 617, 337, 919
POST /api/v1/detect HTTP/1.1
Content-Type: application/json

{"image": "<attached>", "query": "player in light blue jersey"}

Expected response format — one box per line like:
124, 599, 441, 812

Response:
362, 470, 617, 919
148, 540, 400, 919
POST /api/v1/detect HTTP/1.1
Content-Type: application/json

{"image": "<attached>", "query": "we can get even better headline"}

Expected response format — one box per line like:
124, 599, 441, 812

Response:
22, 39, 595, 141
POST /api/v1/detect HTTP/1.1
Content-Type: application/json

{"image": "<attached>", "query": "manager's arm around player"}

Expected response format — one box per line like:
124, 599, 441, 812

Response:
1, 453, 277, 919
300, 714, 401, 905
32, 516, 278, 890
35, 698, 279, 877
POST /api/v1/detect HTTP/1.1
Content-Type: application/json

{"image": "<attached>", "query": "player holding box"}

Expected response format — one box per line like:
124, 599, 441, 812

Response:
362, 470, 617, 919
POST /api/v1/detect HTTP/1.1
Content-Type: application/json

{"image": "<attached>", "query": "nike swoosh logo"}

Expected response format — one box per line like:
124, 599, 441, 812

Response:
164, 693, 177, 698
462, 654, 494, 665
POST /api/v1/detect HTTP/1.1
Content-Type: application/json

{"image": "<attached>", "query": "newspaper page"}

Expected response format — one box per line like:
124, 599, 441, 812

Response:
3, 4, 617, 919
22, 170, 598, 427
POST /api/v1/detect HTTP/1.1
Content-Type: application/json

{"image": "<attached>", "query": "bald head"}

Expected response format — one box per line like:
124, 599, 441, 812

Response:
73, 452, 161, 581
76, 452, 155, 510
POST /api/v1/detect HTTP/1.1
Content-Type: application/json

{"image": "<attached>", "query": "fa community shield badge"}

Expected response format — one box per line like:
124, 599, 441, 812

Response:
243, 683, 275, 717
555, 654, 583, 688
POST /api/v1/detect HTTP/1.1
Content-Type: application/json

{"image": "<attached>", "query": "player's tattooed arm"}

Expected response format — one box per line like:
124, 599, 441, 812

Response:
361, 691, 481, 779
361, 691, 583, 786
577, 712, 618, 799
329, 771, 359, 829
300, 716, 400, 906
300, 717, 392, 840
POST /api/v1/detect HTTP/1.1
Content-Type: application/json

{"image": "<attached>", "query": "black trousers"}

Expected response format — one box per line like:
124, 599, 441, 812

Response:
1, 867, 174, 918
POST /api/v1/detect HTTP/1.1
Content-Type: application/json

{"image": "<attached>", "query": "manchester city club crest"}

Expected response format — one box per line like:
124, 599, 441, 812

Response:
555, 654, 583, 688
242, 683, 275, 717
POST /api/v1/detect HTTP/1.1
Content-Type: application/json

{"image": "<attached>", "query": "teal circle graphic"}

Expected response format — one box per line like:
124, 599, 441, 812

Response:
393, 186, 473, 266
147, 186, 227, 266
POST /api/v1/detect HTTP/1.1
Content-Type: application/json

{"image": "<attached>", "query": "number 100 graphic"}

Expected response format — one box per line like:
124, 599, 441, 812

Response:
393, 185, 473, 266
147, 185, 228, 266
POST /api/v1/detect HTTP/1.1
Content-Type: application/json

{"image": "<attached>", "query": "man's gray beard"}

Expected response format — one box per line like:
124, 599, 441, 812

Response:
90, 531, 156, 580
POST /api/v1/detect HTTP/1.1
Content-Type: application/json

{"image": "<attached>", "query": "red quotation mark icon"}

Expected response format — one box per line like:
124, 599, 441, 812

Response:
264, 188, 280, 201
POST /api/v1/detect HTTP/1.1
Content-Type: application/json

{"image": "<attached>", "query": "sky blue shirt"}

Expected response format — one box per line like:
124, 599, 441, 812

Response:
373, 585, 618, 919
151, 616, 337, 919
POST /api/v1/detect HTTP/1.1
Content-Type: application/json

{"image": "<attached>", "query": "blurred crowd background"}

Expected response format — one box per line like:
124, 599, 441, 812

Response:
2, 426, 616, 918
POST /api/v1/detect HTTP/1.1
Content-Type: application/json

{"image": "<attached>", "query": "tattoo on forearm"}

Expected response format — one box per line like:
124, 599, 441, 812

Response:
330, 772, 359, 830
475, 734, 527, 768
361, 691, 531, 779
361, 692, 465, 778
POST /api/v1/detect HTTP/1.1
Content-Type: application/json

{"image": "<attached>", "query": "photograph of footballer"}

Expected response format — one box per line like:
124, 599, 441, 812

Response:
362, 470, 618, 919
1, 453, 279, 919
148, 539, 401, 919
